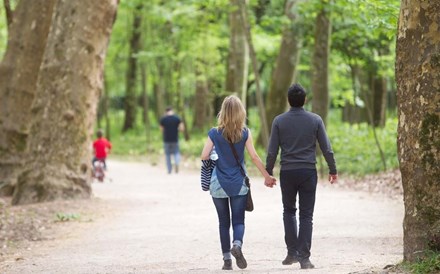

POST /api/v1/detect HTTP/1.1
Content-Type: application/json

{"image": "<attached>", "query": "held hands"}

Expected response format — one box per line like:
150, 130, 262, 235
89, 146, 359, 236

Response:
329, 174, 338, 184
264, 176, 277, 188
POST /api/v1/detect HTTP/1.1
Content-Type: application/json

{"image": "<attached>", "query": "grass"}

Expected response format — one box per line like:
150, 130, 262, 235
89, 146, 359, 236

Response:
103, 108, 399, 176
400, 251, 440, 274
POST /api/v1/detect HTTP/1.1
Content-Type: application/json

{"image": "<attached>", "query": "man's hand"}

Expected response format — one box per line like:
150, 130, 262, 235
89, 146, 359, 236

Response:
329, 174, 338, 184
264, 176, 277, 188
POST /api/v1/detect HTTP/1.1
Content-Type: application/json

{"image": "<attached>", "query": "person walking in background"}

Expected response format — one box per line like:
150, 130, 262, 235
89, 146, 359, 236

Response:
160, 106, 184, 174
201, 95, 276, 271
265, 83, 338, 269
92, 129, 112, 170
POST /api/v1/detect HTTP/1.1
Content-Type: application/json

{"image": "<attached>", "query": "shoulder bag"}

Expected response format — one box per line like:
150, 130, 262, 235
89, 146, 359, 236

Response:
228, 142, 254, 212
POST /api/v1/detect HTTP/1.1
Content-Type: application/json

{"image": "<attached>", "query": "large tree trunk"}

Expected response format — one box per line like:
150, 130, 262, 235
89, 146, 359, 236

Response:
225, 0, 249, 104
396, 0, 440, 262
122, 4, 143, 132
12, 0, 119, 205
0, 0, 56, 195
311, 1, 332, 125
265, 0, 302, 132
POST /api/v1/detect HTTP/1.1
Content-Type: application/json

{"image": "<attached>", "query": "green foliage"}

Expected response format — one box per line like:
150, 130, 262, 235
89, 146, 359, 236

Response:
401, 251, 440, 274
105, 107, 398, 176
55, 213, 80, 222
327, 110, 398, 175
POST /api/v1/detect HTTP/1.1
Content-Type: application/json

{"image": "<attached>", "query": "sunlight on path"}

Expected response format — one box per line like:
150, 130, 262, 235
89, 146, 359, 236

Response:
2, 160, 403, 273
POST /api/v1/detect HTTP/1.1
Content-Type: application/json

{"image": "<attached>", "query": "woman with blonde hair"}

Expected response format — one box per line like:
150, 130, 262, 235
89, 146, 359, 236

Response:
201, 95, 276, 270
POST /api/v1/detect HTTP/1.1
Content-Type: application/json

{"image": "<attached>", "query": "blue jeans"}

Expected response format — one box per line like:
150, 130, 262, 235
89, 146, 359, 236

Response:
280, 169, 317, 260
212, 195, 247, 253
164, 142, 180, 173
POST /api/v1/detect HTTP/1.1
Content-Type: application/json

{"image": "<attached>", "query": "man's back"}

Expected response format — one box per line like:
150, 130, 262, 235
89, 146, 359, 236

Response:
266, 107, 336, 174
160, 115, 181, 143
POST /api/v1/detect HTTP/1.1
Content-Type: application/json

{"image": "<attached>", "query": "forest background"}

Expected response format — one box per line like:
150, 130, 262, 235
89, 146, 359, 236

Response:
2, 0, 401, 176
1, 0, 440, 272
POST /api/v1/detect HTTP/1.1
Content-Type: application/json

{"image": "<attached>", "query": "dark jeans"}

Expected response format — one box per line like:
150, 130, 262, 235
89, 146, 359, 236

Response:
212, 195, 247, 253
280, 168, 317, 260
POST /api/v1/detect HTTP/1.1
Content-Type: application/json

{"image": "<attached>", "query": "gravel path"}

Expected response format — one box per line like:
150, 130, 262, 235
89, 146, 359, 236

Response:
0, 160, 404, 273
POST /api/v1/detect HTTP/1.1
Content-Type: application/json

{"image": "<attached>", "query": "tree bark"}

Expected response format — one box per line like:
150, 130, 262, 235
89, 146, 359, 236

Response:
265, 0, 302, 132
396, 0, 440, 261
122, 4, 143, 132
12, 0, 119, 205
192, 69, 209, 130
225, 0, 249, 104
0, 0, 56, 195
311, 1, 332, 125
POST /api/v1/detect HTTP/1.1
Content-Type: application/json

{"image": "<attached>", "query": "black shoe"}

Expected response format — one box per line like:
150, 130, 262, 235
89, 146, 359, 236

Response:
222, 259, 233, 270
300, 259, 315, 269
230, 245, 247, 269
282, 254, 299, 265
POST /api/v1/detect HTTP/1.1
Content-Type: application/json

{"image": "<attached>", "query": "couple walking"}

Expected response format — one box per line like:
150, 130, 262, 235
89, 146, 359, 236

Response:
200, 83, 338, 270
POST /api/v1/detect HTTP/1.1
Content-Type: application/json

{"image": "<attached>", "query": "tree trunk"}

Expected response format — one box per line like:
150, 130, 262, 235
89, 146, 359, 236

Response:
372, 48, 389, 128
122, 4, 143, 132
311, 2, 332, 125
0, 0, 56, 195
396, 0, 440, 261
154, 60, 166, 120
372, 72, 387, 127
3, 0, 13, 29
225, 0, 249, 104
192, 70, 209, 130
140, 64, 151, 144
237, 0, 269, 148
12, 0, 119, 205
265, 0, 302, 132
103, 74, 111, 141
342, 64, 368, 124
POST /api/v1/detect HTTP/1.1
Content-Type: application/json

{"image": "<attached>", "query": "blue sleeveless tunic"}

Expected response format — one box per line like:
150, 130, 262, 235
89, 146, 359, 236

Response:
208, 128, 249, 197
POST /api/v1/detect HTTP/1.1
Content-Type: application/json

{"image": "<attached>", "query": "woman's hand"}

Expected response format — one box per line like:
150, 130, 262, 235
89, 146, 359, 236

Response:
264, 176, 277, 188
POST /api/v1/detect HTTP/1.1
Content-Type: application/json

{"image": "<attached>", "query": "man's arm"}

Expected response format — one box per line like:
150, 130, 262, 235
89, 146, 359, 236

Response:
265, 119, 280, 176
316, 118, 337, 175
178, 122, 185, 132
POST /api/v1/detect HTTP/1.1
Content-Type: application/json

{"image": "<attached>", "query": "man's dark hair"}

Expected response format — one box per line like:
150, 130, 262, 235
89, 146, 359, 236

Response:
287, 83, 306, 107
165, 106, 173, 112
97, 129, 103, 138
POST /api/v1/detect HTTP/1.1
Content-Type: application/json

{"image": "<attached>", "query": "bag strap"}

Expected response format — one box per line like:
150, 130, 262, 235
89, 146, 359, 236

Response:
228, 141, 247, 177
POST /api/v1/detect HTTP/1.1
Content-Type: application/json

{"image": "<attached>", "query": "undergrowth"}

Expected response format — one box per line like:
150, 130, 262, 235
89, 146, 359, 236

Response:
103, 108, 398, 176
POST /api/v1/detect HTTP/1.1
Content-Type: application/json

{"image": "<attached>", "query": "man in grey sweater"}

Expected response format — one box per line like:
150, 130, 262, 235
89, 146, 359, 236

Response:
265, 83, 338, 269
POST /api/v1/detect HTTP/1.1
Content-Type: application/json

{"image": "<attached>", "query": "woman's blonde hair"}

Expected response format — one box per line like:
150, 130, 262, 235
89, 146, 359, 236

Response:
217, 95, 247, 143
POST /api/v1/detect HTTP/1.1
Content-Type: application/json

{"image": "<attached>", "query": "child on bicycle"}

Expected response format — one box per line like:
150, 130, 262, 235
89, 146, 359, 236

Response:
92, 129, 112, 170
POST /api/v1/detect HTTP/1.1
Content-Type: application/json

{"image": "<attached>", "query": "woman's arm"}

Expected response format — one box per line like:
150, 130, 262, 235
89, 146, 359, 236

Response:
200, 137, 214, 160
245, 130, 276, 187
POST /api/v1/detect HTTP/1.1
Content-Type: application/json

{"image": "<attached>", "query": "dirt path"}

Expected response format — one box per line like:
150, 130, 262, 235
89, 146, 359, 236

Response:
0, 160, 404, 273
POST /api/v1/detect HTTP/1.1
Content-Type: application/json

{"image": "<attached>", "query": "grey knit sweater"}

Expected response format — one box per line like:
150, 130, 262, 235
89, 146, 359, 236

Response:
266, 107, 337, 175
